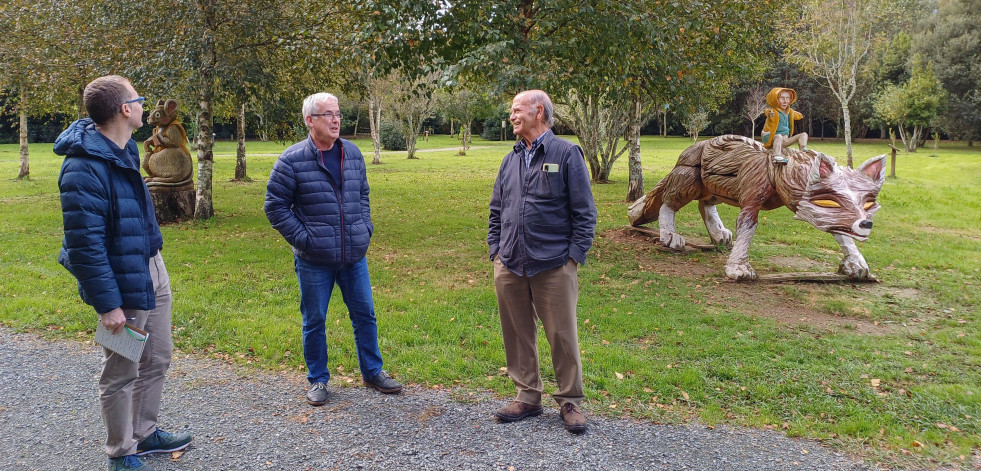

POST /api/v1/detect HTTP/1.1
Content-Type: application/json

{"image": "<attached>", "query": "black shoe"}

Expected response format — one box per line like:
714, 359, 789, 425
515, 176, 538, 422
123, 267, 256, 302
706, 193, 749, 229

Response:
306, 382, 329, 406
364, 370, 402, 394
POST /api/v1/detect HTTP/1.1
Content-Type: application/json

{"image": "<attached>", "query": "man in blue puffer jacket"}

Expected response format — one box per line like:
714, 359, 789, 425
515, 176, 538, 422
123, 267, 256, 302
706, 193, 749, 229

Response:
265, 92, 402, 406
56, 75, 191, 471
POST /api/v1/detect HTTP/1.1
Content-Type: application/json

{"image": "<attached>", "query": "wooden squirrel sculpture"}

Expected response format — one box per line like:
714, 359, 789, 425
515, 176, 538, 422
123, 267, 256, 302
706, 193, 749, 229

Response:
143, 99, 193, 190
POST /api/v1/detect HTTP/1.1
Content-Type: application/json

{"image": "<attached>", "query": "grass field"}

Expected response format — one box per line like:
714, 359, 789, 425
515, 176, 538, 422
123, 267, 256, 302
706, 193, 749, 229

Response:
1, 133, 978, 469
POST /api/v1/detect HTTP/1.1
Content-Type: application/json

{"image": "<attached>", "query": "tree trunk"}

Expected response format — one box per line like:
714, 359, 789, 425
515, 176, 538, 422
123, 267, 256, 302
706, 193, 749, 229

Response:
897, 125, 910, 152
257, 111, 268, 142
369, 98, 382, 165
459, 119, 472, 155
233, 102, 250, 181
841, 103, 854, 168
405, 115, 419, 159
194, 11, 216, 219
353, 105, 360, 137
626, 97, 644, 202
907, 124, 921, 152
77, 83, 86, 119
17, 105, 29, 179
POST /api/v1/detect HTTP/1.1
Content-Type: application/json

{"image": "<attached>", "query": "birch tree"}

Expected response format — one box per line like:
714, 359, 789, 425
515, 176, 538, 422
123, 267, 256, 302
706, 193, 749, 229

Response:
742, 85, 768, 140
786, 0, 885, 168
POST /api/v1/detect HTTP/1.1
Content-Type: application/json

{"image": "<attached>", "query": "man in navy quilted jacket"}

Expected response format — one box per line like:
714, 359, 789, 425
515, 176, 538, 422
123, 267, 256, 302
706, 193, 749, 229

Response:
265, 93, 402, 406
56, 75, 191, 471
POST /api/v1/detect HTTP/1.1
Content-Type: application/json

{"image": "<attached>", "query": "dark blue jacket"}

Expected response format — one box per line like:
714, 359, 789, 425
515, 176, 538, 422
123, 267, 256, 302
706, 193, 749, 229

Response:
55, 118, 163, 314
488, 130, 597, 277
265, 136, 373, 265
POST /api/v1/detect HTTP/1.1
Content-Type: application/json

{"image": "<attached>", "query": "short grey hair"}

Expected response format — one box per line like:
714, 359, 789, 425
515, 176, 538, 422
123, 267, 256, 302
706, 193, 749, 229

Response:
518, 90, 555, 128
302, 92, 338, 119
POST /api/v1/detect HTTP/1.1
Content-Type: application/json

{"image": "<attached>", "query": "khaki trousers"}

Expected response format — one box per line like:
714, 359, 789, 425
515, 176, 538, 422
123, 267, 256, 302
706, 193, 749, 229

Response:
99, 252, 173, 458
494, 258, 583, 407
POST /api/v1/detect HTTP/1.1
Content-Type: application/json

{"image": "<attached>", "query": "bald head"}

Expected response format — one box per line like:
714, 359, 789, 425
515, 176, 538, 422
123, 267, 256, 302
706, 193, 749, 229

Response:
510, 90, 555, 145
514, 90, 554, 127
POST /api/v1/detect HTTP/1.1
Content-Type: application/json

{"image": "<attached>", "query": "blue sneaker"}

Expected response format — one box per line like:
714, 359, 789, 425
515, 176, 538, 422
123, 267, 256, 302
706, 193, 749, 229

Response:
108, 454, 153, 471
136, 428, 192, 456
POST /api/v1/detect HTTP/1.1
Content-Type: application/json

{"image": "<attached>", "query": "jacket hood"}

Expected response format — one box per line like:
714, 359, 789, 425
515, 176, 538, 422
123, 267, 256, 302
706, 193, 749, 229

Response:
766, 87, 798, 109
53, 118, 137, 170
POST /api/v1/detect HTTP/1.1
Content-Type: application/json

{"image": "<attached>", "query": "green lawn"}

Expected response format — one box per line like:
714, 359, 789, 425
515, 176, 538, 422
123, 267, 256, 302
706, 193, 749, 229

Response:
1, 134, 978, 469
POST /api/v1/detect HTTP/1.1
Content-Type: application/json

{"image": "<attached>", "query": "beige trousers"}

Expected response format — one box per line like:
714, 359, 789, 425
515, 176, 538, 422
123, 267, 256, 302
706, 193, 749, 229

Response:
99, 251, 173, 458
494, 257, 584, 407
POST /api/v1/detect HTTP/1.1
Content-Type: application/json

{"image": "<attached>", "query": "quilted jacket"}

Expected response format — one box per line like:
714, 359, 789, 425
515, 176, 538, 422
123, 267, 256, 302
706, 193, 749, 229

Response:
264, 136, 373, 265
55, 118, 163, 314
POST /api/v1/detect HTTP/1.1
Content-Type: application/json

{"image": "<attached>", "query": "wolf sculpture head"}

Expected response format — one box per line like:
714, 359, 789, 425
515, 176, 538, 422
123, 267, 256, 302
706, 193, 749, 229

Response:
793, 153, 886, 242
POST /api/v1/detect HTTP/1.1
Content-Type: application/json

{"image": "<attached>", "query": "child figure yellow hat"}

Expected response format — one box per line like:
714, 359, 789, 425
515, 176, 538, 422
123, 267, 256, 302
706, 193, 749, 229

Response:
765, 87, 797, 108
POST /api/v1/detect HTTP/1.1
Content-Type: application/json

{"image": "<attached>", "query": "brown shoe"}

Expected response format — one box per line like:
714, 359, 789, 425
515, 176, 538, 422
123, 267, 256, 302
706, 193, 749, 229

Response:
495, 401, 543, 423
560, 403, 588, 434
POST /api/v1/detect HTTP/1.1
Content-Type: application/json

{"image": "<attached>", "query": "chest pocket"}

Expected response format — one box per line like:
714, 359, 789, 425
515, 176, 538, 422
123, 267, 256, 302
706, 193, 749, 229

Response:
527, 162, 566, 200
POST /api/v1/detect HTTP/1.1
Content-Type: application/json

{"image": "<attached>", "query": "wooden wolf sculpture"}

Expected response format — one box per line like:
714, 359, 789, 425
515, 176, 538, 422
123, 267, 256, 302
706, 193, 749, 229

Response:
628, 135, 886, 281
143, 99, 193, 190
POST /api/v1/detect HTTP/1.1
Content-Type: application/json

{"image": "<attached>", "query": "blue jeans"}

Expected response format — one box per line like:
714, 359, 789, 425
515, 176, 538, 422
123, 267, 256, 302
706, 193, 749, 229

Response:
294, 255, 384, 384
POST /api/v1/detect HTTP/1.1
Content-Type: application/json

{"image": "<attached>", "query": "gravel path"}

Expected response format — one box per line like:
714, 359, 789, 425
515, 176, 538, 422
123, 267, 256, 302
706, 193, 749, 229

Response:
0, 328, 873, 471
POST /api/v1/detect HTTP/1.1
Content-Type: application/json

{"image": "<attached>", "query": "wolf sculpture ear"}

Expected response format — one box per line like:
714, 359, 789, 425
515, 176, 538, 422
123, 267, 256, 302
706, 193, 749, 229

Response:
808, 153, 837, 185
857, 154, 886, 187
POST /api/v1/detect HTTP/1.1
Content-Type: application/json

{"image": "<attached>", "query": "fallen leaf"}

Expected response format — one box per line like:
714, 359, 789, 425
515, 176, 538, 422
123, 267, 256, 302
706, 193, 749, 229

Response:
870, 378, 881, 388
615, 372, 624, 379
681, 390, 689, 401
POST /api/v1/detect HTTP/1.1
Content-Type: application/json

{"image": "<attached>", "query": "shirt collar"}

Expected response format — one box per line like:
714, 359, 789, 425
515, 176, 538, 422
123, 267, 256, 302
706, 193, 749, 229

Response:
513, 129, 553, 155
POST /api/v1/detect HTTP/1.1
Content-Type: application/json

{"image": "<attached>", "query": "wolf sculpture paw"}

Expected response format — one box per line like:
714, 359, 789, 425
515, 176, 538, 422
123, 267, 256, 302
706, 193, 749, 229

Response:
838, 254, 871, 279
710, 228, 733, 247
659, 230, 687, 251
725, 262, 758, 281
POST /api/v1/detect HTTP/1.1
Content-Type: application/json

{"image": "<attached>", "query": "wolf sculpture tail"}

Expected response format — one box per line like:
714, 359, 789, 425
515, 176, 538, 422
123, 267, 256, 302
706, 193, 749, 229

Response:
627, 140, 708, 226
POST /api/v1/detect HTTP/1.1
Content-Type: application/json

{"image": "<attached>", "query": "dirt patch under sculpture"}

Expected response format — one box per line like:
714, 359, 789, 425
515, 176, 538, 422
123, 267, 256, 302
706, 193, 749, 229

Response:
601, 227, 897, 336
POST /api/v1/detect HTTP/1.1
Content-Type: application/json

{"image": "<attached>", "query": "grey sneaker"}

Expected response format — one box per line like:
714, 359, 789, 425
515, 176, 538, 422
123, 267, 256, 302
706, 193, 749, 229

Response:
108, 454, 153, 470
135, 428, 192, 456
306, 382, 329, 406
364, 370, 402, 394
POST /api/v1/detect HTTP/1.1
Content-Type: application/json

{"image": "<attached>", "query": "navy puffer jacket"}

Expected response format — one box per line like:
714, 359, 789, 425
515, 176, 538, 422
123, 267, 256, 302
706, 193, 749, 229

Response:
55, 118, 163, 314
264, 136, 373, 265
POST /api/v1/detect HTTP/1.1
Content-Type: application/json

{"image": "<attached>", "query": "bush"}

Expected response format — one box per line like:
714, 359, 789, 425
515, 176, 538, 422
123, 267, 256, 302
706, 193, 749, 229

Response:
380, 121, 405, 151
481, 117, 515, 141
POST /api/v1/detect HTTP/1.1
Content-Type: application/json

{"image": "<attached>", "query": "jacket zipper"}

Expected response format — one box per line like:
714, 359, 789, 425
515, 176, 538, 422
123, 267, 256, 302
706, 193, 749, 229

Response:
338, 144, 346, 265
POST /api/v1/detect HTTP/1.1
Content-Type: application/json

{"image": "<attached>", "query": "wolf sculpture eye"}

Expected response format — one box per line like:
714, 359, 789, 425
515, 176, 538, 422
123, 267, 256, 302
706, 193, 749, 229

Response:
863, 202, 875, 209
812, 199, 841, 208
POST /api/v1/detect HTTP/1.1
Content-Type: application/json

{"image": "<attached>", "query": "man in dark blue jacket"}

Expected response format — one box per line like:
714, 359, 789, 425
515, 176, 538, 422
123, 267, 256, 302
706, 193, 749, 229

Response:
57, 75, 191, 471
265, 92, 401, 406
488, 90, 597, 434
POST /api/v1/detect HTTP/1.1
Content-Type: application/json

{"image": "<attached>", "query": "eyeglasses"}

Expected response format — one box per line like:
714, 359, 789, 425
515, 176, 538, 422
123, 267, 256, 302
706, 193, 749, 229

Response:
310, 112, 343, 120
125, 96, 146, 106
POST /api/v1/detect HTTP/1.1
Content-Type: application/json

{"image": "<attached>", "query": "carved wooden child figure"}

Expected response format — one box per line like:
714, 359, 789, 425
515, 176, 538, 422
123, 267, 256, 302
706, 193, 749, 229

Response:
143, 99, 193, 189
761, 87, 808, 164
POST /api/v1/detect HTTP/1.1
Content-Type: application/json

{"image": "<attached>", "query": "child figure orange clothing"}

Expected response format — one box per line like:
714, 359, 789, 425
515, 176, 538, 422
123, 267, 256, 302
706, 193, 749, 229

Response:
761, 87, 808, 164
